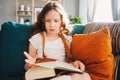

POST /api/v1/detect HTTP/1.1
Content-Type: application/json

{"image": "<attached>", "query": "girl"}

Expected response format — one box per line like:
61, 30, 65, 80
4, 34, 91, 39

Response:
24, 1, 91, 80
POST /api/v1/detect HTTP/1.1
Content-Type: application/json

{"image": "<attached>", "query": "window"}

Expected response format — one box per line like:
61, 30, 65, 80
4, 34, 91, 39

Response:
93, 0, 113, 22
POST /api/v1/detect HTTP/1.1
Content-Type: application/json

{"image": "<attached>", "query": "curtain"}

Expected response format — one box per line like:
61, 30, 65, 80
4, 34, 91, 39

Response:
87, 0, 97, 22
111, 0, 120, 21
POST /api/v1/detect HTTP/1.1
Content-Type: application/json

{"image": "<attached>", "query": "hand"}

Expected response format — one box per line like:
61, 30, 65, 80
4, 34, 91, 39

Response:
24, 51, 36, 64
23, 51, 38, 70
71, 60, 85, 72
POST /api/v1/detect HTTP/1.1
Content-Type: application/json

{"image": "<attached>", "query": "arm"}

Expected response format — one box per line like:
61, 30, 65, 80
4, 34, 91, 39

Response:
28, 43, 37, 58
24, 43, 38, 70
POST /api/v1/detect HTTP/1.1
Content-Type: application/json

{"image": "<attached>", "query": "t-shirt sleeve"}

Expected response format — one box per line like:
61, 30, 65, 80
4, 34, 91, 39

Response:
29, 34, 42, 49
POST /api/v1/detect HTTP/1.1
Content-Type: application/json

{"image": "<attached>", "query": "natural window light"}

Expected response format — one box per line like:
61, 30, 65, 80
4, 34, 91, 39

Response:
93, 0, 113, 22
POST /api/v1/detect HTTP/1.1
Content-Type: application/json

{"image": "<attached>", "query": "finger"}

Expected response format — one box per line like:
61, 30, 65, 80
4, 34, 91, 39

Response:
25, 59, 35, 64
71, 62, 79, 68
78, 62, 85, 71
23, 51, 32, 59
25, 63, 33, 70
74, 62, 79, 68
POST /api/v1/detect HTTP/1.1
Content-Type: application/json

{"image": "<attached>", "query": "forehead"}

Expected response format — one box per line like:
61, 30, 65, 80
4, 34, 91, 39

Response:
45, 10, 61, 19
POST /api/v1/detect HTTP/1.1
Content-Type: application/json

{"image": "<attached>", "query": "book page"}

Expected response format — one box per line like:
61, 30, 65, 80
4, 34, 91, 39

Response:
35, 61, 83, 73
55, 61, 83, 73
35, 61, 57, 69
25, 66, 55, 80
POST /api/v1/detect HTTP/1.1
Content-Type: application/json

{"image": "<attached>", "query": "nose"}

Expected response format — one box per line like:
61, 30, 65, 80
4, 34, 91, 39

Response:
50, 21, 55, 27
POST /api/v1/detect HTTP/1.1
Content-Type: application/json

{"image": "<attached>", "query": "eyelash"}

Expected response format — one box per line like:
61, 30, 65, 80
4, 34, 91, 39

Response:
45, 20, 59, 22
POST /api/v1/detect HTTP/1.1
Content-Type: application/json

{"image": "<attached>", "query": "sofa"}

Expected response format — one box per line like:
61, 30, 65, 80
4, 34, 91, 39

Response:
0, 21, 120, 80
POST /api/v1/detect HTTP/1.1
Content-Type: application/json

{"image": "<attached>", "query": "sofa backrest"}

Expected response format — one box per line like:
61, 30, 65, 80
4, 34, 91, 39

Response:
82, 22, 120, 56
0, 21, 32, 80
71, 24, 85, 35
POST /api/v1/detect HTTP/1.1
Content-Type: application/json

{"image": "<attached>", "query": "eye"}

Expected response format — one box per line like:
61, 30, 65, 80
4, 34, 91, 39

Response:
45, 20, 50, 22
55, 20, 58, 22
54, 19, 60, 22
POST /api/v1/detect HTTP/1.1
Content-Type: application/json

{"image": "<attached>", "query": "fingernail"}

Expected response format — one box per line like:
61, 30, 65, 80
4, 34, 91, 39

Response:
24, 51, 27, 54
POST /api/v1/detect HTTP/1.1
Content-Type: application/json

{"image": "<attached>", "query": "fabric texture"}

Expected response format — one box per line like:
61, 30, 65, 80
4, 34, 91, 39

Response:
71, 27, 114, 80
0, 21, 32, 80
29, 32, 72, 61
83, 22, 120, 56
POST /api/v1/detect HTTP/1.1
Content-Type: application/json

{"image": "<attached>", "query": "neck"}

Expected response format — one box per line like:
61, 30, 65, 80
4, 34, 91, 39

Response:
46, 32, 59, 41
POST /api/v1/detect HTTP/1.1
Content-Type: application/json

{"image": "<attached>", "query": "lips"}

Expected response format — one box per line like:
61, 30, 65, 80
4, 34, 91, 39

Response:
49, 29, 55, 31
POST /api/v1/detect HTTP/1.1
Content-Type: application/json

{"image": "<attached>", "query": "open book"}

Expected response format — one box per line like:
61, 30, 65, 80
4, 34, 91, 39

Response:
25, 61, 83, 80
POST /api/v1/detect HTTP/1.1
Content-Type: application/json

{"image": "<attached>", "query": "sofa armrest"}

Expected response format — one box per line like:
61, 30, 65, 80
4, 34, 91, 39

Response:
113, 55, 120, 80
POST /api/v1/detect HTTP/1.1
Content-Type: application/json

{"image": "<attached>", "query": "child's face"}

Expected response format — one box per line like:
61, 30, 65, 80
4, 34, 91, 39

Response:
44, 10, 62, 35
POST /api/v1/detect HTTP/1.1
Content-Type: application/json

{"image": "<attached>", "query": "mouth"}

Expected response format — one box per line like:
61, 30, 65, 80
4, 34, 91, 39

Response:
49, 29, 55, 31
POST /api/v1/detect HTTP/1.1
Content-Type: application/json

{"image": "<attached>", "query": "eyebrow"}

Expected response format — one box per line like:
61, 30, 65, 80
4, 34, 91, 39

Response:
45, 18, 61, 20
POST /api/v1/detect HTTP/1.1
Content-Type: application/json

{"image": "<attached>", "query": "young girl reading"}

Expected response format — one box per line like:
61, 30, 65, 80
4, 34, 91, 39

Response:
24, 1, 91, 80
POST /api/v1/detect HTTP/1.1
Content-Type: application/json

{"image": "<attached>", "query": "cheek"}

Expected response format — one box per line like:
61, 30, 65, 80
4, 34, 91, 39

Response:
44, 24, 49, 30
45, 22, 49, 27
45, 22, 48, 26
58, 21, 62, 27
57, 26, 61, 32
57, 22, 62, 30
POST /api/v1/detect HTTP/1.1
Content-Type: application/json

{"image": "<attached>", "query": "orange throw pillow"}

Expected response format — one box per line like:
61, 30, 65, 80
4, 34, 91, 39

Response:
71, 27, 114, 80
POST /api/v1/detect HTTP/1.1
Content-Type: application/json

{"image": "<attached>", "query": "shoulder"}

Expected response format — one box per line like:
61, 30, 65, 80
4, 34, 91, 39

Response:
29, 33, 42, 42
29, 33, 43, 48
31, 33, 40, 38
30, 31, 46, 39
